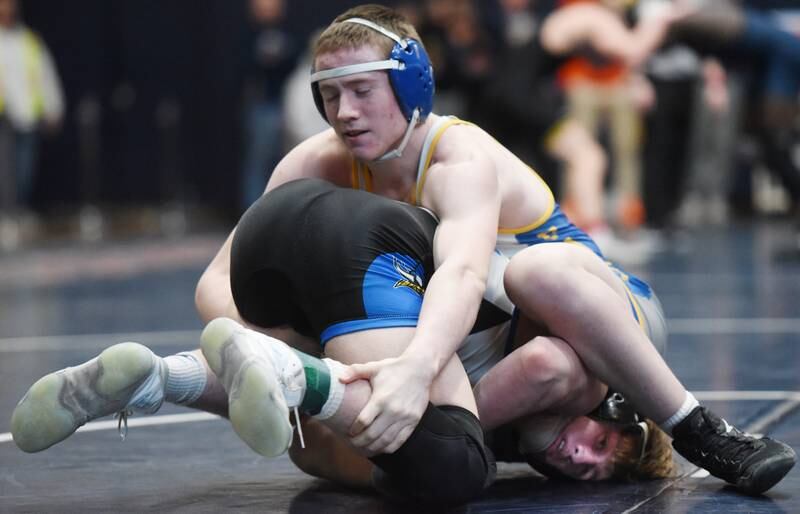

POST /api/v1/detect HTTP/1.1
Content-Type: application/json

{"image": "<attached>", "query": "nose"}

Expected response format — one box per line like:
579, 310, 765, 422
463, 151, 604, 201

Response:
571, 444, 601, 465
336, 92, 358, 122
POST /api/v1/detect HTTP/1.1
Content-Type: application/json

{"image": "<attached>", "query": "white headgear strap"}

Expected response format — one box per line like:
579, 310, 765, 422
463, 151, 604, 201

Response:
310, 18, 408, 84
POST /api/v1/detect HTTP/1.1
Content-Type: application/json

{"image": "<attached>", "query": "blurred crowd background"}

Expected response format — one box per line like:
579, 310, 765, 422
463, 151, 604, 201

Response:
1, 0, 799, 262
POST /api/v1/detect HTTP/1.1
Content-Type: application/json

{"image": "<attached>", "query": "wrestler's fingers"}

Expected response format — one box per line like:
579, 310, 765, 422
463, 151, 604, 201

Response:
365, 419, 406, 454
350, 411, 391, 448
384, 424, 416, 454
349, 401, 382, 438
339, 362, 379, 384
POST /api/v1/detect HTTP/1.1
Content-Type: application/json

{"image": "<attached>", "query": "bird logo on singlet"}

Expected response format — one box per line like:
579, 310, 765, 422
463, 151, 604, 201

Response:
392, 256, 424, 295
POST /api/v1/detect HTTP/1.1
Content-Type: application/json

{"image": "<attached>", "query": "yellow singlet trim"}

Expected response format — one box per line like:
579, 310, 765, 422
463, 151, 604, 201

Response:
350, 161, 375, 192
414, 118, 471, 205
616, 268, 646, 331
497, 170, 556, 235
350, 160, 360, 189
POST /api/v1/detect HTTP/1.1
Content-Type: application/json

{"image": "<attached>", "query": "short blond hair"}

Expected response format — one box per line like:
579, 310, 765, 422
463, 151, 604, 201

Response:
313, 4, 423, 63
612, 419, 676, 480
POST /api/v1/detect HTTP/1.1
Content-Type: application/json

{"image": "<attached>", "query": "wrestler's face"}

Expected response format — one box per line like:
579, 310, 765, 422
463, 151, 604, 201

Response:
542, 416, 621, 480
314, 44, 408, 161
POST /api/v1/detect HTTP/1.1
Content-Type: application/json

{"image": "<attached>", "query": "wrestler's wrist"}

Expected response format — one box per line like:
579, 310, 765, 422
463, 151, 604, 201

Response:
401, 350, 438, 383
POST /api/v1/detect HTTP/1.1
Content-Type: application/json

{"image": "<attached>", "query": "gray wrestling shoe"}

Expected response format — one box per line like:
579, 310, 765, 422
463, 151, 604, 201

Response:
11, 342, 166, 453
200, 317, 305, 458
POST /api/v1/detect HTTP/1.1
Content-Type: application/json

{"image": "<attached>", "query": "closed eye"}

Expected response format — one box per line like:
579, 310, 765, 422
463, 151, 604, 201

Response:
322, 92, 339, 103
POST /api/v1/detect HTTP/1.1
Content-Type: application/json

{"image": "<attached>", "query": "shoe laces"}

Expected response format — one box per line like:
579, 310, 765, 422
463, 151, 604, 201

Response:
263, 343, 306, 448
277, 365, 306, 449
116, 409, 132, 441
268, 346, 304, 408
698, 417, 760, 466
292, 406, 305, 449
277, 363, 304, 397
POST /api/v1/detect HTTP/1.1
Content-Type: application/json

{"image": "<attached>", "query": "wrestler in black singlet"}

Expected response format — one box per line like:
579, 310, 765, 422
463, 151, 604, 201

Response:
231, 178, 438, 346
232, 177, 509, 347
230, 178, 496, 504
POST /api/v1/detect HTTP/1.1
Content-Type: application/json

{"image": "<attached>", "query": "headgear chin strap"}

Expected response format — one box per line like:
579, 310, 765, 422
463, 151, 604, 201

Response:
588, 390, 651, 468
310, 17, 435, 161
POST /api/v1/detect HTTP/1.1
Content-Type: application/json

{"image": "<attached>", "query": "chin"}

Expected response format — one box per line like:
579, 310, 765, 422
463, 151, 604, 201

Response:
349, 146, 383, 162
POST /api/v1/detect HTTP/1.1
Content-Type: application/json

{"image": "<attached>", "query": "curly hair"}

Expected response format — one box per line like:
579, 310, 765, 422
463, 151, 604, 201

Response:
612, 419, 676, 480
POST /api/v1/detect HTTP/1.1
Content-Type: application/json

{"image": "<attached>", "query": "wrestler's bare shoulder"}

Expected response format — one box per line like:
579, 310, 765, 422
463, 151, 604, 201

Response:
429, 121, 524, 179
268, 129, 353, 190
427, 122, 496, 171
427, 119, 554, 225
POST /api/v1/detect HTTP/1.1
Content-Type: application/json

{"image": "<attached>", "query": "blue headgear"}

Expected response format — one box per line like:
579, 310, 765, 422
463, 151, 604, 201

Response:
310, 17, 435, 124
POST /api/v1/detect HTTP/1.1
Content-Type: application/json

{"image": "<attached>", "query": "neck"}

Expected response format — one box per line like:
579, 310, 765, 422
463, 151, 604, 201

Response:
366, 113, 437, 179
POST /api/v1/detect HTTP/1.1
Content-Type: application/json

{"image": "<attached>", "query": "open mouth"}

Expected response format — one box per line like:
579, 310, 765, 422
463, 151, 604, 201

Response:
556, 438, 570, 459
344, 129, 368, 139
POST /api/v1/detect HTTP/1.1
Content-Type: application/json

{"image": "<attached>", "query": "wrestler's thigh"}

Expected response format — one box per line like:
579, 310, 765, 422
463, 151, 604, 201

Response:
258, 325, 320, 356
504, 242, 629, 304
326, 327, 476, 413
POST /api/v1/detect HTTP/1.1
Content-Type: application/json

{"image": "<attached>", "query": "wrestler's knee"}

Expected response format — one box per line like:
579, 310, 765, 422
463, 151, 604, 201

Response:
517, 339, 570, 389
370, 405, 495, 504
504, 246, 576, 305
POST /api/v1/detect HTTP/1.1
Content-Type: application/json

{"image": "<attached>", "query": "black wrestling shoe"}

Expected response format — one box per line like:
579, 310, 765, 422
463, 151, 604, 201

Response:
672, 406, 796, 495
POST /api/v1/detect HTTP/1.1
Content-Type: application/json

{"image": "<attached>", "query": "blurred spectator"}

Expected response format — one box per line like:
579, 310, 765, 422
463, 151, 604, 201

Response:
675, 58, 744, 227
418, 0, 497, 117
0, 0, 63, 248
664, 1, 800, 218
474, 0, 683, 263
282, 30, 329, 149
557, 0, 648, 232
239, 0, 301, 212
636, 0, 703, 229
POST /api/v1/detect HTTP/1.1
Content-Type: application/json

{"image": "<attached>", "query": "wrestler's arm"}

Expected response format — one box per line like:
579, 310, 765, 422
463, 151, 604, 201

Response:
195, 230, 242, 323
343, 151, 501, 452
475, 334, 608, 431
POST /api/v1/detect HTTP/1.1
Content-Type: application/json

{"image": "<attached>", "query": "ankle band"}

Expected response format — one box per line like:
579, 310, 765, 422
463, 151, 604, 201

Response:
293, 350, 330, 416
313, 359, 346, 420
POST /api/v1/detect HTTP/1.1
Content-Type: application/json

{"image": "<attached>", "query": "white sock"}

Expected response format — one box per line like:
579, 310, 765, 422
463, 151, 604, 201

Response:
660, 391, 699, 436
163, 352, 207, 405
313, 358, 346, 420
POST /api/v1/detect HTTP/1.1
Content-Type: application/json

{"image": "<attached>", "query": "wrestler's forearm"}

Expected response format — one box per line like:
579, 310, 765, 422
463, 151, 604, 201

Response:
401, 261, 484, 377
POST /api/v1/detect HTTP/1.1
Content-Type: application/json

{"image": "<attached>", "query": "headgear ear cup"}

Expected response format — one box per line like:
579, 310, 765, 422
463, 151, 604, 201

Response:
310, 17, 435, 123
311, 80, 327, 122
388, 39, 434, 121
